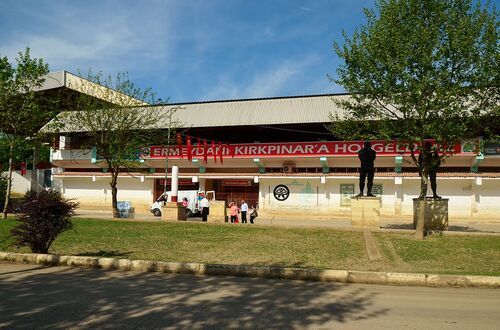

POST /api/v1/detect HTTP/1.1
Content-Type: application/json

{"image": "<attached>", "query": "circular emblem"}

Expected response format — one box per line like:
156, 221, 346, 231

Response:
273, 185, 290, 201
140, 147, 150, 158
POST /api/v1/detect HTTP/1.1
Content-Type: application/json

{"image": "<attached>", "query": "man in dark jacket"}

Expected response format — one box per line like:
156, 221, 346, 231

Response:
357, 141, 377, 197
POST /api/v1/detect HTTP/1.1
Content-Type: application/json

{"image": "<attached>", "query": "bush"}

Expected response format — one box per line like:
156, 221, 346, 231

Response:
11, 189, 78, 253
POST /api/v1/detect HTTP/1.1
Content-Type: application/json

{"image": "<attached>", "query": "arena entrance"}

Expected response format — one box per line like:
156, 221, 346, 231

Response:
212, 179, 259, 208
154, 178, 199, 200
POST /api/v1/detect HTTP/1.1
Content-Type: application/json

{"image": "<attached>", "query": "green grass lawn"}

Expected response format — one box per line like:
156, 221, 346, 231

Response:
0, 218, 366, 270
1, 217, 499, 276
374, 232, 500, 276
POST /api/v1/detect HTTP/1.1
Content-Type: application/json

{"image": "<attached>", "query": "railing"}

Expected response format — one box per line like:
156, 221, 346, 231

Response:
51, 148, 93, 161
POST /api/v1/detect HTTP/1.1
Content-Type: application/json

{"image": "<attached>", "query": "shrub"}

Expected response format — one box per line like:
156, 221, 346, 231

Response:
11, 189, 78, 253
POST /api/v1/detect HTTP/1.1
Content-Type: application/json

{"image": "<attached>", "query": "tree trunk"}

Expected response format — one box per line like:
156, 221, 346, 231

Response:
31, 142, 41, 191
2, 142, 14, 219
414, 175, 428, 240
110, 169, 119, 218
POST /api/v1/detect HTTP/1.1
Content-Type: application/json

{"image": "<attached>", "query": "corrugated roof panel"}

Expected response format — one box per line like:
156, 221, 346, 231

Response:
47, 94, 353, 133
156, 94, 351, 129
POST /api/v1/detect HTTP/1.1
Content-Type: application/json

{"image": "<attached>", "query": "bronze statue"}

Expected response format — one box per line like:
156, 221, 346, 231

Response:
418, 141, 441, 198
357, 141, 376, 197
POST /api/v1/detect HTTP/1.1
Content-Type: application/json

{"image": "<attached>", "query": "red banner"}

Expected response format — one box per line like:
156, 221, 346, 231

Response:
142, 141, 463, 159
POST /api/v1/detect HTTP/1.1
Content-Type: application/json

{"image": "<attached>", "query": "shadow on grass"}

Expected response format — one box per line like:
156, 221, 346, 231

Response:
0, 265, 389, 328
381, 223, 495, 234
381, 223, 414, 230
77, 250, 133, 258
447, 225, 495, 233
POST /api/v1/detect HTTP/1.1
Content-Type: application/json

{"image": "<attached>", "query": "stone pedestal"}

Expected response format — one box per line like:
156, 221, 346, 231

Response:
351, 197, 380, 228
161, 202, 186, 221
208, 200, 227, 223
413, 198, 449, 231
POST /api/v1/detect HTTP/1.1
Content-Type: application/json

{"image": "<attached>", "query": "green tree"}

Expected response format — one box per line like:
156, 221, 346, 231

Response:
330, 0, 499, 238
56, 72, 169, 218
0, 48, 51, 219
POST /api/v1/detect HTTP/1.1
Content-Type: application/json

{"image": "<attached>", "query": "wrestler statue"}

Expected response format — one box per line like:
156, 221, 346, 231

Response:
357, 141, 377, 197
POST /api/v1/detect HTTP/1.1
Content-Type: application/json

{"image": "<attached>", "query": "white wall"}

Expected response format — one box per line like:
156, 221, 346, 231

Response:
2, 171, 32, 195
259, 176, 500, 220
259, 177, 387, 217
61, 177, 155, 212
54, 174, 500, 219
478, 179, 500, 217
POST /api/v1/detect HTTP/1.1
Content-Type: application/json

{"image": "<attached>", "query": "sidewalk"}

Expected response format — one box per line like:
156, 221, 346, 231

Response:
74, 211, 500, 234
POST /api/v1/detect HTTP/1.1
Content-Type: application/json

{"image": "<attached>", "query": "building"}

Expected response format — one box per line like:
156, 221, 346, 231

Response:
46, 93, 500, 220
4, 70, 147, 194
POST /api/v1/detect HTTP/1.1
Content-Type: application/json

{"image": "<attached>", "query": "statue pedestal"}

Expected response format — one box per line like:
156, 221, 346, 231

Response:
413, 198, 449, 231
161, 202, 186, 221
207, 200, 227, 223
351, 197, 380, 228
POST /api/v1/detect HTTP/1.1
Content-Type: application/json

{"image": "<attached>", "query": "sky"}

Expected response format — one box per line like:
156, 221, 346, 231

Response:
0, 0, 376, 103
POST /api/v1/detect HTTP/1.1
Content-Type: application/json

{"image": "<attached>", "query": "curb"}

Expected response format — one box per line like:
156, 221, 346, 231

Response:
0, 252, 498, 289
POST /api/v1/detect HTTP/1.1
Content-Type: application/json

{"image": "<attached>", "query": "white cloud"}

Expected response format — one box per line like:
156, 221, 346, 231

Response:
1, 1, 175, 73
299, 7, 315, 12
205, 54, 323, 100
244, 54, 322, 98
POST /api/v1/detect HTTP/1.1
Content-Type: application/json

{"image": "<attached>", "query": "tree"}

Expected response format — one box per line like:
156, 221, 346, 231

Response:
11, 189, 78, 254
56, 72, 168, 218
0, 48, 51, 219
0, 172, 7, 210
330, 0, 499, 239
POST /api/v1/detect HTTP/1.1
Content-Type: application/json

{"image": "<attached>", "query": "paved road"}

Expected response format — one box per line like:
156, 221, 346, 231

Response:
1, 264, 499, 329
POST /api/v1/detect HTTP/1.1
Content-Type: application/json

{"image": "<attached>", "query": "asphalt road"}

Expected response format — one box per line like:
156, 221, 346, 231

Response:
0, 264, 499, 329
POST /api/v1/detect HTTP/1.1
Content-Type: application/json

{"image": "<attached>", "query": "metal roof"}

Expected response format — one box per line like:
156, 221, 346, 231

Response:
46, 93, 351, 133
35, 71, 148, 106
155, 94, 351, 129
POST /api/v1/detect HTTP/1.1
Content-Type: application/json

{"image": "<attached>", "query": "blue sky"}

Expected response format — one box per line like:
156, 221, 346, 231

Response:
0, 0, 374, 103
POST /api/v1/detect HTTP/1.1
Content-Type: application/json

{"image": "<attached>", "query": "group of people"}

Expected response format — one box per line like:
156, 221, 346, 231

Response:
178, 194, 258, 223
228, 200, 258, 224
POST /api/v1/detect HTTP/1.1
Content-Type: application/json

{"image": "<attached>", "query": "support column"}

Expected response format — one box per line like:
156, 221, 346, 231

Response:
320, 157, 330, 174
192, 159, 206, 173
160, 165, 185, 221
472, 177, 482, 218
199, 178, 206, 191
171, 165, 178, 202
394, 176, 403, 216
253, 158, 265, 174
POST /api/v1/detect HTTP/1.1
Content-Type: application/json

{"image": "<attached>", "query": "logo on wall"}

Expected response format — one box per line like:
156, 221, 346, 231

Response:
140, 147, 151, 157
273, 185, 290, 201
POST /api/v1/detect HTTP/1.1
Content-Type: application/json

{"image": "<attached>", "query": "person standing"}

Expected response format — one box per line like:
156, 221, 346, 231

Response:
200, 194, 210, 222
229, 201, 239, 223
240, 200, 248, 223
357, 141, 377, 197
249, 205, 258, 224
